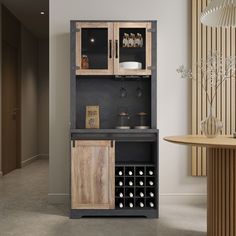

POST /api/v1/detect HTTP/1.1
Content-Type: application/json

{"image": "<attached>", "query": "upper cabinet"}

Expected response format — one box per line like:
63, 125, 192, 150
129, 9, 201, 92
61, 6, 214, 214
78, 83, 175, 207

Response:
113, 22, 152, 76
75, 22, 152, 76
76, 22, 114, 75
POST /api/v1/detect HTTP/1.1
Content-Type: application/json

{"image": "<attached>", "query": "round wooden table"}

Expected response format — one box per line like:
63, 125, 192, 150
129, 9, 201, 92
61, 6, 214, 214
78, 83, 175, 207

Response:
164, 135, 236, 236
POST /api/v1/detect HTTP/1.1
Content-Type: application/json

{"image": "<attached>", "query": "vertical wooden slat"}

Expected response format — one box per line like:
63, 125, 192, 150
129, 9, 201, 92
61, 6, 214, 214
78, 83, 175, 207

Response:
198, 0, 203, 176
191, 0, 236, 176
192, 0, 198, 176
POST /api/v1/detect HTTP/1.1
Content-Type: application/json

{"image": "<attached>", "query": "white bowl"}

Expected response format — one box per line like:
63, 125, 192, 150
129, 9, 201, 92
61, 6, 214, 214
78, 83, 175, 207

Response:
119, 61, 142, 70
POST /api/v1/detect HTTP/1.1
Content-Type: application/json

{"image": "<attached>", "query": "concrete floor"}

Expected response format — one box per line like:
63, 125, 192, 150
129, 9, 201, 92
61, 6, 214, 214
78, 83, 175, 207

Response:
0, 159, 207, 236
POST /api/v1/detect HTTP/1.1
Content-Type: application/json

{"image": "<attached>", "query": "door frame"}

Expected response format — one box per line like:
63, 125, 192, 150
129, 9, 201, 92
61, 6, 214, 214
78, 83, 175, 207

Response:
1, 6, 22, 175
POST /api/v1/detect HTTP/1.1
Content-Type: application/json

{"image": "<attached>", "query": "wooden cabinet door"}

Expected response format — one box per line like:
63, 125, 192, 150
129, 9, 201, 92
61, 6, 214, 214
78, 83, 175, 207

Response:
114, 22, 152, 76
76, 22, 114, 75
71, 140, 115, 209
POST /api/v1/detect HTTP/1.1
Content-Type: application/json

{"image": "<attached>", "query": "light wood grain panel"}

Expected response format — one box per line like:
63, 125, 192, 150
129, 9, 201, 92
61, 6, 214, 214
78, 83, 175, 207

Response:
191, 0, 236, 176
71, 140, 115, 209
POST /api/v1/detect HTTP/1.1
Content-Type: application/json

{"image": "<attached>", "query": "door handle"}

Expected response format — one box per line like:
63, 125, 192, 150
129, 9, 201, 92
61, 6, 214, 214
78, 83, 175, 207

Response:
109, 40, 112, 58
115, 40, 118, 59
13, 108, 20, 112
12, 108, 20, 120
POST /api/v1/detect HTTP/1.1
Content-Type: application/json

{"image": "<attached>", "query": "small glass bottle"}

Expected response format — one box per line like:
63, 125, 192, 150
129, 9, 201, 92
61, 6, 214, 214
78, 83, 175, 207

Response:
81, 55, 89, 69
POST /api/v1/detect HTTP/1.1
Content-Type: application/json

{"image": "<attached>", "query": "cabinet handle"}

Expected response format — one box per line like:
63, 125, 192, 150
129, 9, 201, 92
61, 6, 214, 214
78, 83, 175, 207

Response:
115, 40, 118, 59
109, 40, 112, 58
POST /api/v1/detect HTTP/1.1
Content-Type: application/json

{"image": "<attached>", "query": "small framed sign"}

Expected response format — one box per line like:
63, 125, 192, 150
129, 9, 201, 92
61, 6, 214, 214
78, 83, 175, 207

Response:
86, 106, 100, 129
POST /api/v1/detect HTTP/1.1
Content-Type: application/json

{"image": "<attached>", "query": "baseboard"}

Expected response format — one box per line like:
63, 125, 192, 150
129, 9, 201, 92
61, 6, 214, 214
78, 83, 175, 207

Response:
48, 193, 70, 204
47, 193, 206, 205
38, 154, 49, 159
21, 155, 40, 167
160, 193, 207, 205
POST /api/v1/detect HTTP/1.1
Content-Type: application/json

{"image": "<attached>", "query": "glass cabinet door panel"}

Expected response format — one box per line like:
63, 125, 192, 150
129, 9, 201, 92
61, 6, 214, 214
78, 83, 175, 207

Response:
114, 22, 152, 76
76, 23, 113, 75
81, 28, 108, 69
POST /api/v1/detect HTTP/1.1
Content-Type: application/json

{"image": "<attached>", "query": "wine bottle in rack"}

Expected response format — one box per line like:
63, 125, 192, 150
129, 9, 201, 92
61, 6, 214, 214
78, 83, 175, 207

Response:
128, 181, 133, 186
149, 202, 154, 208
139, 191, 144, 197
119, 202, 124, 208
139, 180, 144, 186
149, 192, 154, 197
139, 170, 144, 176
128, 171, 133, 176
118, 181, 123, 186
149, 180, 154, 186
119, 192, 124, 198
129, 192, 134, 198
129, 202, 134, 208
149, 170, 154, 176
118, 171, 123, 176
139, 202, 145, 208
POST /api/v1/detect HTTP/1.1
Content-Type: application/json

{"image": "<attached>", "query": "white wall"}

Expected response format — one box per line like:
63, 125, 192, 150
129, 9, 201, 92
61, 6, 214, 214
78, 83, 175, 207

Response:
0, 5, 2, 176
21, 26, 38, 163
49, 0, 207, 202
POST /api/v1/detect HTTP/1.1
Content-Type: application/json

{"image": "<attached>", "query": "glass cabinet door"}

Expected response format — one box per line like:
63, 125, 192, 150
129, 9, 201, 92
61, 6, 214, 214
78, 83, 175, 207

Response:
114, 22, 152, 76
76, 22, 113, 75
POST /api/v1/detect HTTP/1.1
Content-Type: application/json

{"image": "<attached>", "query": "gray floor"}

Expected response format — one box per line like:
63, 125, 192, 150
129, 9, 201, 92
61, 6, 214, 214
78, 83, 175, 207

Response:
0, 159, 207, 236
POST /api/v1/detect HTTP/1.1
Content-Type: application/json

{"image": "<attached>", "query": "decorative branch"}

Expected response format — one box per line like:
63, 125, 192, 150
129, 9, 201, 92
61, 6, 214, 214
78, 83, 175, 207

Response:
177, 51, 236, 111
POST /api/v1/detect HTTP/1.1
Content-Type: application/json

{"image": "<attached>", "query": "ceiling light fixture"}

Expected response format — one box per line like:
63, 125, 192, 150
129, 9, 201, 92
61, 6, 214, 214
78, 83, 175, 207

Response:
200, 0, 236, 27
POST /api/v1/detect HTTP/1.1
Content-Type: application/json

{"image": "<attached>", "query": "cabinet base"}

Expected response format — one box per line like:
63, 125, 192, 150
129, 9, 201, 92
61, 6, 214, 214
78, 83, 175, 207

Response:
70, 209, 159, 219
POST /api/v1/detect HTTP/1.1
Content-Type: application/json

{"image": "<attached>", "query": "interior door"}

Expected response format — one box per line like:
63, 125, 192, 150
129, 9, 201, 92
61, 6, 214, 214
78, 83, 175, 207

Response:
76, 22, 114, 75
114, 22, 152, 76
2, 41, 19, 175
71, 140, 115, 209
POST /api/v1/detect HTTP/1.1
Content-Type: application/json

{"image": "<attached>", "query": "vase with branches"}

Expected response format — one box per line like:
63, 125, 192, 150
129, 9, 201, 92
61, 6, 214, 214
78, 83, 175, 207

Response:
177, 51, 236, 138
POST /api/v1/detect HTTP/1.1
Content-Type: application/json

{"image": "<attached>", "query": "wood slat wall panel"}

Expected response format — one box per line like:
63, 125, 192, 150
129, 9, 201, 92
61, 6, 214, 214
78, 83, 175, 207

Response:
191, 0, 236, 176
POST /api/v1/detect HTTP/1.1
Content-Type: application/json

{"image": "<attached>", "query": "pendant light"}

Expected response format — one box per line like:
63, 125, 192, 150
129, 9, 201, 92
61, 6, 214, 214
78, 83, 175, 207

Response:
200, 0, 236, 27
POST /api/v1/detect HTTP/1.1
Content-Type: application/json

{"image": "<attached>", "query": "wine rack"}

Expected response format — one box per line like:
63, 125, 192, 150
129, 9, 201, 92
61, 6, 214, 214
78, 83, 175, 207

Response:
115, 164, 157, 209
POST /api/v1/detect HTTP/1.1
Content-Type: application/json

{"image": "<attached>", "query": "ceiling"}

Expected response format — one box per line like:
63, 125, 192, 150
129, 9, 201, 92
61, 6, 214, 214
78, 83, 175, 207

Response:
1, 0, 49, 39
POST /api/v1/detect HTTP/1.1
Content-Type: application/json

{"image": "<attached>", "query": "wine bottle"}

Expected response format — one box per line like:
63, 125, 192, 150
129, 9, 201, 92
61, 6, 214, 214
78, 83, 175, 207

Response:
139, 170, 144, 176
149, 170, 154, 176
139, 192, 144, 197
149, 192, 154, 197
139, 181, 144, 186
149, 202, 154, 208
118, 181, 123, 186
118, 171, 123, 176
129, 202, 134, 208
119, 202, 124, 208
119, 192, 124, 198
149, 181, 154, 186
139, 202, 144, 208
129, 192, 134, 198
128, 171, 133, 176
129, 181, 133, 186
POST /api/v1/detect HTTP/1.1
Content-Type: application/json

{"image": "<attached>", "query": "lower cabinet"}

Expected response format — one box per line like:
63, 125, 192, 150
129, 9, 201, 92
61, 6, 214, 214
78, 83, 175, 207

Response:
71, 140, 115, 209
71, 138, 159, 218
